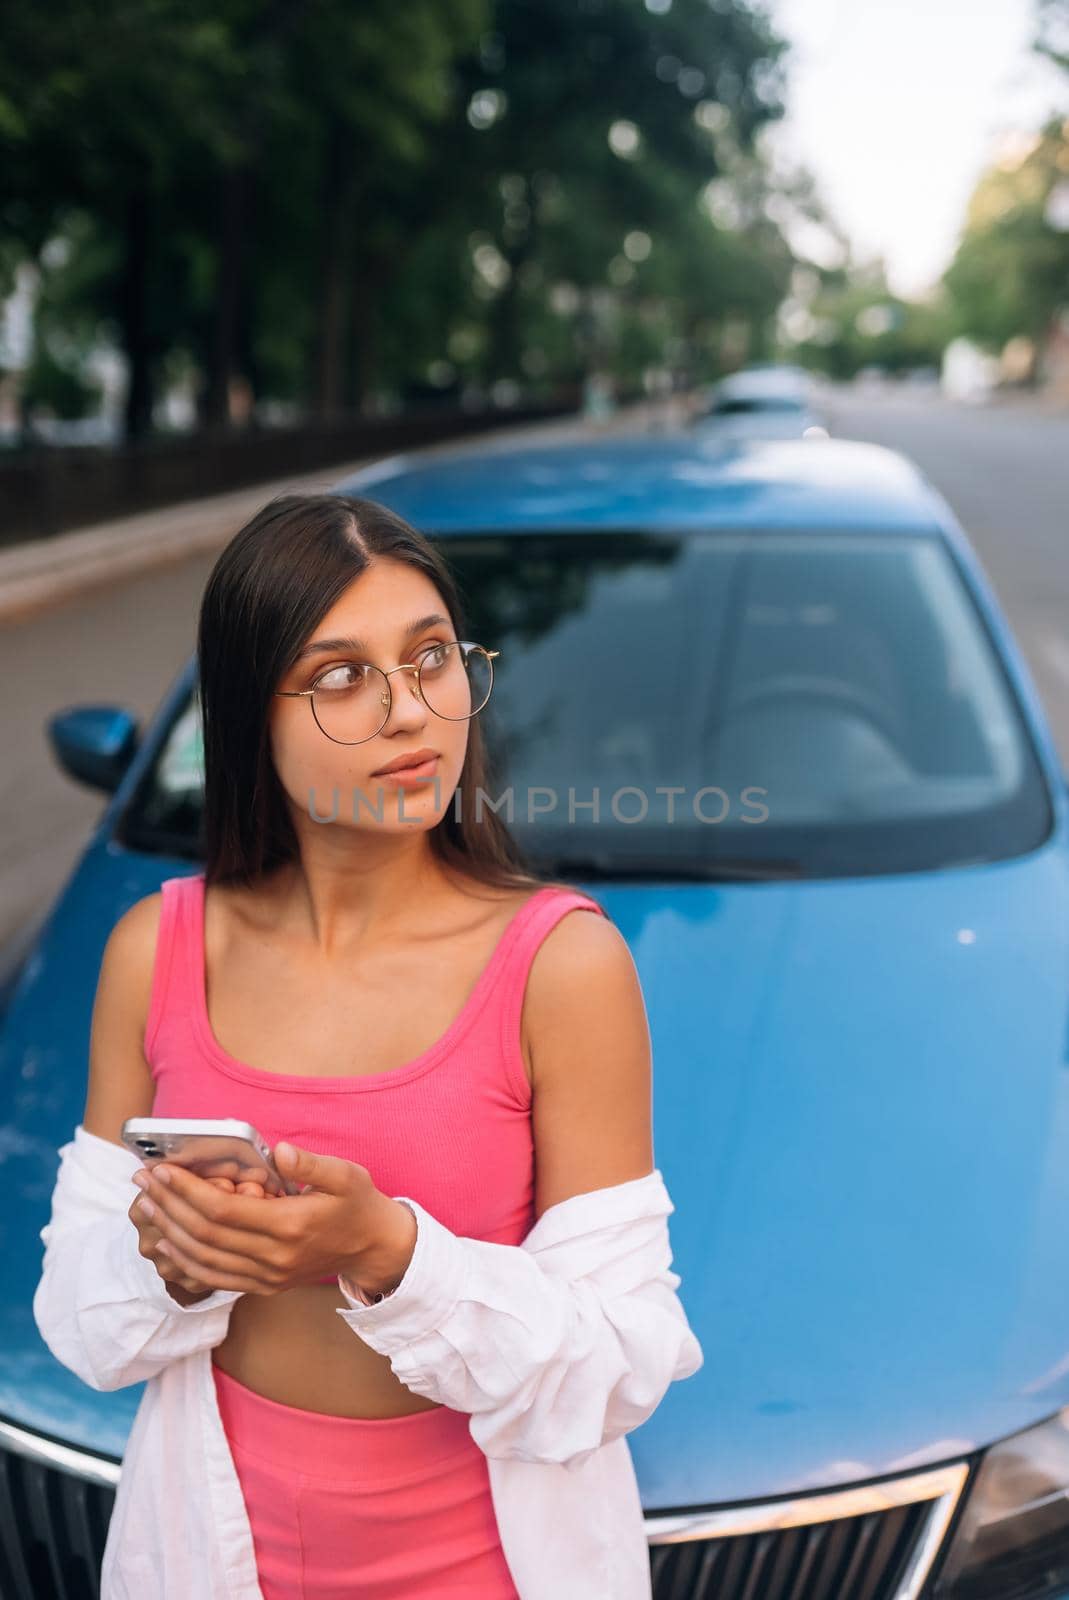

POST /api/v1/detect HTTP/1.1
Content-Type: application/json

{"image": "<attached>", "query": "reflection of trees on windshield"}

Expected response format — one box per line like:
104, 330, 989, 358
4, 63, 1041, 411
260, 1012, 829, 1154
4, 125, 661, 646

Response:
448, 532, 684, 774
450, 531, 680, 650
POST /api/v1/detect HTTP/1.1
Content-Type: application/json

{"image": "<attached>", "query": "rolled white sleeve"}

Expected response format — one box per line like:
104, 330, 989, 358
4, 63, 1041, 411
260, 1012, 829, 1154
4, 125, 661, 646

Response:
32, 1126, 242, 1393
335, 1170, 704, 1471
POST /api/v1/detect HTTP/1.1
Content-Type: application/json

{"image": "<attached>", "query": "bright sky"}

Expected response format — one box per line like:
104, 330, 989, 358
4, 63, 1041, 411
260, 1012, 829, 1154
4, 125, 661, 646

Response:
765, 0, 1067, 298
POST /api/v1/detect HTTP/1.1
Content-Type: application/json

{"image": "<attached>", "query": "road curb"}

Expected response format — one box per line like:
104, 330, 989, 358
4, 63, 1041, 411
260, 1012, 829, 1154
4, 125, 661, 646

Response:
0, 453, 399, 627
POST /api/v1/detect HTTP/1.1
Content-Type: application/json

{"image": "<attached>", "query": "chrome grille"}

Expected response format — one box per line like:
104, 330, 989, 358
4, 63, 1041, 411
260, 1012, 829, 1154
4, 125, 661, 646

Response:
646, 1462, 971, 1600
0, 1422, 118, 1600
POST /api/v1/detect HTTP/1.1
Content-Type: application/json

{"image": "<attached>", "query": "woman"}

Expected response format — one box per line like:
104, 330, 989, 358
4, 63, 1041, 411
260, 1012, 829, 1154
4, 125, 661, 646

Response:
34, 491, 703, 1599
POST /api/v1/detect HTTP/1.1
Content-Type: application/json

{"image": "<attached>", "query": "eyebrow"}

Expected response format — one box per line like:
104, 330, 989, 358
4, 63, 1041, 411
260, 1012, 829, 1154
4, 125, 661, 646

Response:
293, 613, 450, 663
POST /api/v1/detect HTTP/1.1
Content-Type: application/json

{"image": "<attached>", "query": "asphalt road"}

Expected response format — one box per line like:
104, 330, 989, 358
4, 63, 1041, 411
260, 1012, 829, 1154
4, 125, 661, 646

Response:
4, 385, 1068, 949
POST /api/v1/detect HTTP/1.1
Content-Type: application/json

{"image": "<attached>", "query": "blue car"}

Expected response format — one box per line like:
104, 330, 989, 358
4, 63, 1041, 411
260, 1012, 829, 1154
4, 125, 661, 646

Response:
4, 430, 1069, 1600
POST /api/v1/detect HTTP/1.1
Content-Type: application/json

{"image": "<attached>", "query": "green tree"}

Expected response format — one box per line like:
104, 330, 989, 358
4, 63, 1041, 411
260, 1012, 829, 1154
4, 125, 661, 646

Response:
0, 0, 487, 435
942, 116, 1069, 377
373, 0, 793, 396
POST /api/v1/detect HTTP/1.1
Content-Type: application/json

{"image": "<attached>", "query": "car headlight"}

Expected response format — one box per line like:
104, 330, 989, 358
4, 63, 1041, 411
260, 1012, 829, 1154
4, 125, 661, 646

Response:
933, 1406, 1069, 1598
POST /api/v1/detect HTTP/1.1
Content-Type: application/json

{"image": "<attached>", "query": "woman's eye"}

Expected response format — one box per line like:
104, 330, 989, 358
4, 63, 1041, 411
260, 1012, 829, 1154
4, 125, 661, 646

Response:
315, 663, 364, 692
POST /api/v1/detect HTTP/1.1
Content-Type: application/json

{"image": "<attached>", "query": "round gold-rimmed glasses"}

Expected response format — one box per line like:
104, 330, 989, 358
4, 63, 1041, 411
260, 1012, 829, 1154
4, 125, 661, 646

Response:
274, 639, 499, 746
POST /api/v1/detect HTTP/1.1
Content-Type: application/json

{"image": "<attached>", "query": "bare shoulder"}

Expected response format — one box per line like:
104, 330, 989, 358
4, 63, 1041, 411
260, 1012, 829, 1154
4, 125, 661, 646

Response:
81, 890, 165, 1146
523, 898, 648, 1076
527, 896, 636, 996
101, 890, 164, 1007
522, 899, 654, 1206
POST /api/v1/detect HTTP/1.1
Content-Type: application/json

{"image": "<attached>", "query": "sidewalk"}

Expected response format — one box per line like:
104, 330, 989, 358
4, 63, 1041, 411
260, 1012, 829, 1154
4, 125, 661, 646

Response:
0, 455, 412, 627
0, 401, 687, 626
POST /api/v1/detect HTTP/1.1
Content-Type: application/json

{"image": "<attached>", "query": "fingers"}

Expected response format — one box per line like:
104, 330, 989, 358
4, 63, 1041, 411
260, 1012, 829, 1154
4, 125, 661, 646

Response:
150, 1233, 270, 1295
147, 1195, 281, 1284
136, 1174, 289, 1287
179, 1175, 271, 1198
153, 1246, 212, 1295
128, 1193, 213, 1293
128, 1188, 266, 1294
147, 1208, 271, 1294
148, 1165, 287, 1243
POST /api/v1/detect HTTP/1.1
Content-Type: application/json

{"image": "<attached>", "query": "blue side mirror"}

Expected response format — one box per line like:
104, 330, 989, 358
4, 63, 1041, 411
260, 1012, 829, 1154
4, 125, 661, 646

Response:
47, 705, 140, 794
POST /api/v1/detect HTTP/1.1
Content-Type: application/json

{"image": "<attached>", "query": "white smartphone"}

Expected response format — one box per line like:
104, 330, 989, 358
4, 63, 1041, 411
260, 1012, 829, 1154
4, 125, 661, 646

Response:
120, 1117, 302, 1197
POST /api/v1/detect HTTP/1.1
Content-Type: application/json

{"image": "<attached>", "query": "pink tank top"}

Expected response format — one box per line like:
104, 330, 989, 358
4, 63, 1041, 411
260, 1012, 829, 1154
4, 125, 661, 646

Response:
145, 872, 608, 1283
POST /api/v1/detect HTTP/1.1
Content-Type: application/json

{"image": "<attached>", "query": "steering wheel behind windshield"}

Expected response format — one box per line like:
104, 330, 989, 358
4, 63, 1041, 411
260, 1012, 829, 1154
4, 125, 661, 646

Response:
720, 674, 902, 749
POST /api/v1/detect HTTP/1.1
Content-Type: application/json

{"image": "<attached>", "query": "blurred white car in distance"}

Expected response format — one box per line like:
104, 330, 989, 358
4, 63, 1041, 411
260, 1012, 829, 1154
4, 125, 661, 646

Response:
691, 364, 831, 442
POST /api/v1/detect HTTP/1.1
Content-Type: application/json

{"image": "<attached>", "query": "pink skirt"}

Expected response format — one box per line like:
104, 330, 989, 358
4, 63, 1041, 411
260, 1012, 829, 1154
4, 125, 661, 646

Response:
211, 1360, 521, 1599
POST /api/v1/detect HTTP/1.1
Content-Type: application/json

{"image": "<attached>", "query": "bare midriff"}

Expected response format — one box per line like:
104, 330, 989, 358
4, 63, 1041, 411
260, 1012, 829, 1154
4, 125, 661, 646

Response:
204, 869, 537, 1419
210, 1285, 444, 1418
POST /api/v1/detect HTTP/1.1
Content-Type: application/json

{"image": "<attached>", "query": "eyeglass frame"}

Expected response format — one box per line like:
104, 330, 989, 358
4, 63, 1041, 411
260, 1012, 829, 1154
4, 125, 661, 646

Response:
273, 638, 500, 746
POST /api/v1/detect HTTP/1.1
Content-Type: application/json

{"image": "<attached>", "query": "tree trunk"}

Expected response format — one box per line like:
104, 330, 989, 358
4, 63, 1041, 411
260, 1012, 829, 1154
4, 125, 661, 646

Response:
483, 230, 533, 385
120, 189, 153, 442
312, 126, 354, 420
203, 165, 250, 429
315, 235, 348, 418
346, 256, 389, 413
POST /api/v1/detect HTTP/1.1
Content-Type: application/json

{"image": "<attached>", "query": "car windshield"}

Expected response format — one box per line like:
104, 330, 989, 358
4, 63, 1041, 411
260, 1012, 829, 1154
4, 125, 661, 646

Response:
711, 395, 806, 415
119, 527, 1052, 880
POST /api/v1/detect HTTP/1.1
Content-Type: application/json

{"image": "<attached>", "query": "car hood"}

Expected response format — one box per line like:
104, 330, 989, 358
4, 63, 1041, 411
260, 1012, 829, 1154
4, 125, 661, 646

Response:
4, 844, 1069, 1511
0, 850, 179, 1457
617, 839, 1069, 1508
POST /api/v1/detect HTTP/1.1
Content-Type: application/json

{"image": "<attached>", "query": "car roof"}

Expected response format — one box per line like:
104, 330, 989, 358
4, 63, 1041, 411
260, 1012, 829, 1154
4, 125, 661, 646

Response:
713, 367, 811, 399
333, 432, 946, 536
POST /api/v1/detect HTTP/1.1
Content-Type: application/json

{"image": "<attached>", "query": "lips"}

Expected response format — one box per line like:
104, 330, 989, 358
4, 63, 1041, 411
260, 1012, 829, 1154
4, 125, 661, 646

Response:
372, 748, 440, 776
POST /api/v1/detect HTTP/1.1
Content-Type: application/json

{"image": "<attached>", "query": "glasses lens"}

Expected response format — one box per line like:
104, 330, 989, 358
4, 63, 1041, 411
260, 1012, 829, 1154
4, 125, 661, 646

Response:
312, 663, 390, 744
419, 642, 493, 720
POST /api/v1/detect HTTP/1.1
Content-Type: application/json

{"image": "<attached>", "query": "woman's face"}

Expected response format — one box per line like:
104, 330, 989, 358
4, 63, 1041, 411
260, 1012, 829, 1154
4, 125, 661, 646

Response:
269, 558, 471, 838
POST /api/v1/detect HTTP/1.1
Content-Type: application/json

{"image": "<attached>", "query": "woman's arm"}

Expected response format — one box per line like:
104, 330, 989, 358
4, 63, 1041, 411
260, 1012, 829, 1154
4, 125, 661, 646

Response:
33, 1127, 245, 1391
32, 896, 242, 1392
335, 911, 704, 1469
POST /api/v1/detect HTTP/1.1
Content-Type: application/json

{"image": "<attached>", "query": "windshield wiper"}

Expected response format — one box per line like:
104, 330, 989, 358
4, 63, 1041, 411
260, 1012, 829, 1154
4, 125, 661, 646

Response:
533, 854, 806, 883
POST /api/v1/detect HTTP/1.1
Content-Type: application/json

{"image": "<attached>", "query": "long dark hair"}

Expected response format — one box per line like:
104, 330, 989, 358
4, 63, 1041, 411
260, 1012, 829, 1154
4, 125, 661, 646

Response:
197, 491, 552, 894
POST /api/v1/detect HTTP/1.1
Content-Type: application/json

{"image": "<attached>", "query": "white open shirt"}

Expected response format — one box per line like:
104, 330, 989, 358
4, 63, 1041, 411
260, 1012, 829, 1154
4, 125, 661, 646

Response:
33, 1125, 704, 1600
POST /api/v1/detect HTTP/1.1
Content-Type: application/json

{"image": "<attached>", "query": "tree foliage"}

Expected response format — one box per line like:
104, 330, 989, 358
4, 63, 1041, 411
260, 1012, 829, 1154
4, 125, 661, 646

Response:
0, 0, 806, 438
942, 116, 1069, 368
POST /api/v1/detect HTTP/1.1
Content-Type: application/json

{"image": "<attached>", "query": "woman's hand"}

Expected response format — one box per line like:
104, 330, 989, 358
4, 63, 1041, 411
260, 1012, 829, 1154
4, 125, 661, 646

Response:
129, 1172, 274, 1303
128, 1143, 417, 1299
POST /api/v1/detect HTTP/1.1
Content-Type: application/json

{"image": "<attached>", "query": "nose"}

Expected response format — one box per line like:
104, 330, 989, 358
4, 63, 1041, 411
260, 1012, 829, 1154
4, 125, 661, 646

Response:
381, 664, 427, 726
